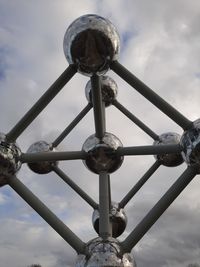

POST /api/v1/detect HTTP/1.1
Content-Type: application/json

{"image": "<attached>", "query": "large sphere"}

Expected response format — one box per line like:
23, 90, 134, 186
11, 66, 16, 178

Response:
27, 141, 58, 174
85, 76, 118, 107
153, 132, 183, 167
92, 202, 127, 238
76, 237, 136, 267
63, 14, 120, 76
180, 119, 200, 171
82, 133, 124, 174
0, 133, 21, 186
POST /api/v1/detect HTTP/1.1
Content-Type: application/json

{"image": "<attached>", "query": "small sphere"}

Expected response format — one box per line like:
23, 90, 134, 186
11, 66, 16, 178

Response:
0, 133, 21, 186
85, 76, 118, 107
153, 132, 183, 167
92, 202, 127, 238
180, 119, 200, 170
82, 133, 124, 174
27, 141, 58, 174
75, 237, 136, 267
63, 14, 120, 76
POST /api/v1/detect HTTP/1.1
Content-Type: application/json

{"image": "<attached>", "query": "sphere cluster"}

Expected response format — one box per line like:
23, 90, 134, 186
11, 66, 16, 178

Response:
76, 237, 136, 267
82, 133, 124, 174
27, 141, 58, 174
0, 133, 21, 186
153, 132, 183, 167
63, 14, 120, 76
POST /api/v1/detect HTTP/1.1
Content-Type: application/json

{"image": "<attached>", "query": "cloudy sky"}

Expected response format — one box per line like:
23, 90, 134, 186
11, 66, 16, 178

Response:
0, 0, 200, 266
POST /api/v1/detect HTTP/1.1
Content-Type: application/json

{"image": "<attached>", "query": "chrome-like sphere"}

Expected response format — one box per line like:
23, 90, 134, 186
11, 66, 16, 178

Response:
85, 76, 118, 107
63, 14, 120, 76
153, 132, 183, 167
92, 202, 127, 238
75, 237, 136, 267
0, 133, 21, 186
27, 141, 58, 174
82, 133, 124, 174
180, 119, 200, 171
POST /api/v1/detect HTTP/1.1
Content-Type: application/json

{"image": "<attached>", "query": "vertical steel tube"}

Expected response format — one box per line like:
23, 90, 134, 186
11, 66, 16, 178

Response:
99, 172, 112, 240
8, 176, 86, 254
111, 61, 192, 130
121, 166, 197, 252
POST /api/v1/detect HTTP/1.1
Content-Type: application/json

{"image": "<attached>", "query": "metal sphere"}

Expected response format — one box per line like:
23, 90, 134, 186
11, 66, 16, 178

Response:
92, 202, 127, 238
63, 14, 120, 76
76, 237, 136, 267
153, 132, 183, 167
27, 141, 58, 174
0, 133, 21, 186
82, 133, 124, 174
85, 76, 118, 107
180, 119, 200, 171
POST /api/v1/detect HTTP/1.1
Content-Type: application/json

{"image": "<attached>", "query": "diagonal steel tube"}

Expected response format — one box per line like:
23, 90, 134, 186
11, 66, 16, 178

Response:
113, 100, 159, 141
99, 172, 112, 240
121, 166, 197, 252
52, 103, 92, 147
6, 65, 77, 142
91, 74, 106, 139
117, 144, 182, 156
111, 61, 192, 130
119, 161, 161, 208
20, 150, 86, 163
53, 165, 98, 209
8, 176, 86, 254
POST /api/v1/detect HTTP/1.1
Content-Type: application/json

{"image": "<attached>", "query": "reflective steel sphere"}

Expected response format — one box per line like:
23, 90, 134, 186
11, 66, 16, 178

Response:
180, 119, 200, 170
0, 133, 21, 186
27, 141, 58, 174
92, 202, 127, 238
63, 14, 120, 76
85, 76, 118, 107
82, 133, 124, 174
76, 237, 136, 267
153, 132, 183, 167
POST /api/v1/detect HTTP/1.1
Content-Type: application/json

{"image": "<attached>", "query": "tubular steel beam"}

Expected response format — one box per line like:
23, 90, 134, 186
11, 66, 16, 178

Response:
6, 65, 77, 142
113, 100, 159, 141
53, 166, 98, 210
8, 176, 86, 254
111, 61, 192, 130
91, 74, 106, 139
52, 103, 92, 147
119, 161, 161, 208
121, 166, 197, 252
99, 172, 112, 240
117, 144, 181, 156
20, 150, 86, 163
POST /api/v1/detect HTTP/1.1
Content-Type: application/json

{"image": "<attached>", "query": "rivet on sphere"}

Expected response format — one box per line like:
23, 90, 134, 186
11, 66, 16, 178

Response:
82, 133, 124, 174
26, 141, 58, 174
63, 14, 120, 76
85, 76, 118, 107
92, 202, 127, 238
153, 132, 183, 167
0, 133, 21, 186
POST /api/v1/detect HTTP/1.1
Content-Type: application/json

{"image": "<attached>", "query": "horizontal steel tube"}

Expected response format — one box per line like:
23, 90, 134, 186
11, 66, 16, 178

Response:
8, 176, 86, 254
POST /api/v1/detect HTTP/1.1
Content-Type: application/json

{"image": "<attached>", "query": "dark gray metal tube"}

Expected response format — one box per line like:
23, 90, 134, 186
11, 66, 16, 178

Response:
53, 166, 98, 209
99, 173, 112, 240
52, 104, 92, 147
8, 176, 86, 254
6, 65, 77, 142
91, 74, 106, 139
20, 151, 86, 163
111, 61, 192, 130
113, 100, 159, 141
119, 161, 161, 208
121, 166, 197, 252
117, 144, 181, 156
